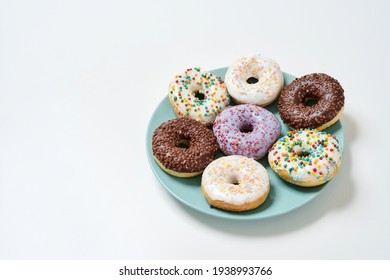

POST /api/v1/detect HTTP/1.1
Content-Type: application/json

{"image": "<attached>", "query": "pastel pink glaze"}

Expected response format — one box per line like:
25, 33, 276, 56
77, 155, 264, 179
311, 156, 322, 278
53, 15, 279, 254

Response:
213, 104, 281, 159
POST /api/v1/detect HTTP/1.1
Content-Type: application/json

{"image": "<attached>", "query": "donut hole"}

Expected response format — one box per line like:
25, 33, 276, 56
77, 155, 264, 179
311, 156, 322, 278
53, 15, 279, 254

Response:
246, 77, 259, 84
303, 95, 319, 107
294, 147, 310, 157
178, 139, 190, 149
297, 151, 310, 157
240, 124, 253, 134
230, 177, 240, 185
193, 89, 205, 100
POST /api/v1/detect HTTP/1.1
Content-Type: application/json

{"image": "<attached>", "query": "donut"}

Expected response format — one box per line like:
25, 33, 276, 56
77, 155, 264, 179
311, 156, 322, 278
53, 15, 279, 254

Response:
168, 67, 230, 126
213, 104, 281, 159
201, 155, 270, 212
278, 73, 345, 131
152, 118, 218, 177
224, 54, 284, 106
268, 129, 342, 187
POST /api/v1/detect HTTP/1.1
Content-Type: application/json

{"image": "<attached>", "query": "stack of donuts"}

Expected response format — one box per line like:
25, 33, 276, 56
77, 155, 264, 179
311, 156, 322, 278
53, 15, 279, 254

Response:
152, 55, 345, 212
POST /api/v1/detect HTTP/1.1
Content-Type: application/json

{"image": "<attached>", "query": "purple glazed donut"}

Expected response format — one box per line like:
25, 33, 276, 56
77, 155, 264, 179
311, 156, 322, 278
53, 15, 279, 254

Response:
213, 104, 281, 159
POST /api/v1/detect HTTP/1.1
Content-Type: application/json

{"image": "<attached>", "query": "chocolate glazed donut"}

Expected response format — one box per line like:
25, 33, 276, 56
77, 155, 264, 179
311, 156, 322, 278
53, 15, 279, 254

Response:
152, 117, 218, 177
278, 73, 345, 130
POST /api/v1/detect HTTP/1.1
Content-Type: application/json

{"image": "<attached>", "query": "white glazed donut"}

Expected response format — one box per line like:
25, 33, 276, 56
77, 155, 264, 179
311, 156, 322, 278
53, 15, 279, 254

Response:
225, 55, 284, 106
201, 155, 270, 212
268, 129, 343, 187
168, 67, 230, 126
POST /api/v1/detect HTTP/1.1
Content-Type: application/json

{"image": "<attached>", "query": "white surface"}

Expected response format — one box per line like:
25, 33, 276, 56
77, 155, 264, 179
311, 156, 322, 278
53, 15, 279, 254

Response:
0, 0, 389, 259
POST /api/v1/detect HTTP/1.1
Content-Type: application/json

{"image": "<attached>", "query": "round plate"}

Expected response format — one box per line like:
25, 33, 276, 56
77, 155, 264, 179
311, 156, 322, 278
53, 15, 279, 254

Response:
146, 67, 344, 220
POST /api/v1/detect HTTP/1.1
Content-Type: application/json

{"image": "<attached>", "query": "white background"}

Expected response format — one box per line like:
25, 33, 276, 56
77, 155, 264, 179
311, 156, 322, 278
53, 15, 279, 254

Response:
0, 0, 389, 259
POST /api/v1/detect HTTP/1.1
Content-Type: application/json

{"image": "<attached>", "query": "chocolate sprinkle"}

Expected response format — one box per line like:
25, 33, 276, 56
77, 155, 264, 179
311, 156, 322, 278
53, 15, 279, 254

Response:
278, 73, 345, 129
152, 118, 218, 173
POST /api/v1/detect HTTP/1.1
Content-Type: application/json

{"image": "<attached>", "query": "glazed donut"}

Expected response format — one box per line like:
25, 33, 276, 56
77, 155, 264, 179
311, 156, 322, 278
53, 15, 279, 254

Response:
224, 55, 284, 106
213, 104, 281, 159
201, 155, 270, 212
168, 67, 230, 126
278, 73, 345, 131
268, 129, 342, 187
152, 118, 218, 177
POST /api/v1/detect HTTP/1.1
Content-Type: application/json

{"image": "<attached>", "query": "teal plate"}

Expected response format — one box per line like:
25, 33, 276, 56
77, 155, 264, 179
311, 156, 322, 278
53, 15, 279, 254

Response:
146, 67, 344, 220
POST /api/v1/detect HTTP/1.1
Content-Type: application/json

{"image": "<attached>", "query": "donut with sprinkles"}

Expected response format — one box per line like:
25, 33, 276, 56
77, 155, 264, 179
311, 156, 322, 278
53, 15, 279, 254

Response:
268, 129, 343, 187
213, 104, 281, 159
168, 68, 230, 126
201, 155, 270, 212
278, 73, 345, 131
152, 117, 218, 178
224, 54, 284, 106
